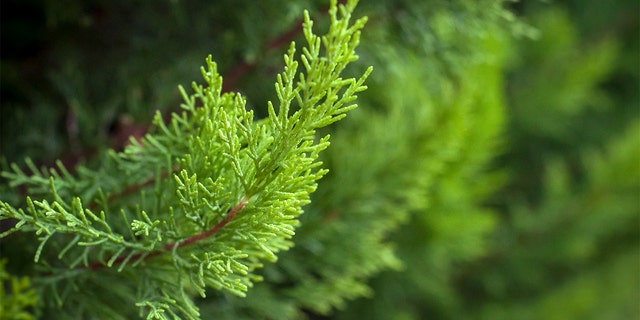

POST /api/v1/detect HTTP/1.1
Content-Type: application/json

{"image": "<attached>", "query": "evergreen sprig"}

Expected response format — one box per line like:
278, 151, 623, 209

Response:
0, 0, 371, 318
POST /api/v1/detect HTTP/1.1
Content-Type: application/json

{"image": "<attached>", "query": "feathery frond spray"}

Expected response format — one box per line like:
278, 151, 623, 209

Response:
0, 1, 371, 318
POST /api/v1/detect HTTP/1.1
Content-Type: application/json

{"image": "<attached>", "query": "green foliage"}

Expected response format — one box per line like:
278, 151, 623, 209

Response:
0, 259, 38, 320
1, 1, 370, 318
446, 2, 640, 320
1, 0, 638, 319
329, 21, 509, 320
191, 1, 518, 318
476, 122, 640, 320
508, 6, 619, 139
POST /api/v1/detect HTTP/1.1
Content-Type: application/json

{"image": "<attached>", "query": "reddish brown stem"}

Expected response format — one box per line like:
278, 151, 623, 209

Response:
221, 0, 347, 92
85, 198, 248, 271
221, 18, 304, 93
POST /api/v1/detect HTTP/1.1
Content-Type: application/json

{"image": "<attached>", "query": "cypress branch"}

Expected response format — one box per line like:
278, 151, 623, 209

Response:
0, 0, 370, 318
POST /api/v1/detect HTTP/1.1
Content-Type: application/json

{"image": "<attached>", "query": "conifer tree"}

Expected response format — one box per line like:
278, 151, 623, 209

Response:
1, 1, 372, 318
1, 0, 638, 319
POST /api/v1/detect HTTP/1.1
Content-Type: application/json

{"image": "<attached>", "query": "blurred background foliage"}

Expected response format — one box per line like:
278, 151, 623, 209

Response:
1, 0, 638, 319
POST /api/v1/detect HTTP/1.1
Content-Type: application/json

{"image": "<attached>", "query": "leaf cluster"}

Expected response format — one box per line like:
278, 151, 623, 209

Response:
0, 1, 370, 319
